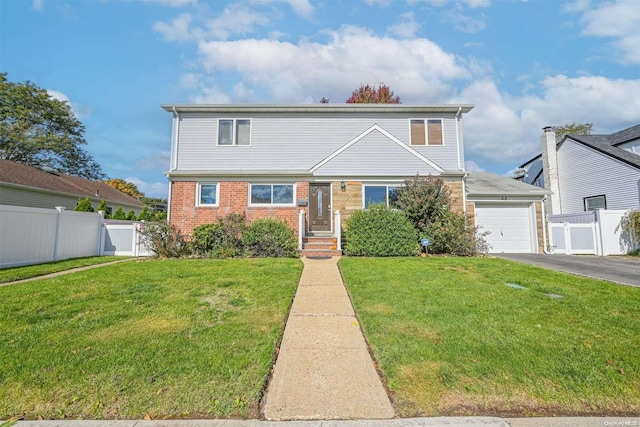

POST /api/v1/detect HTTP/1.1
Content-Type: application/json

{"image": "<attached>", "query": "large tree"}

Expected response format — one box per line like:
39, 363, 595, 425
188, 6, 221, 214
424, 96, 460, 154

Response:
552, 122, 593, 143
346, 83, 400, 104
0, 73, 105, 180
103, 178, 143, 200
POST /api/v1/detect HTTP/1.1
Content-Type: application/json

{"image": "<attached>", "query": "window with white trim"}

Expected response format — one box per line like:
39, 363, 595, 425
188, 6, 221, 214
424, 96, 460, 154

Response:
196, 183, 219, 206
363, 185, 399, 208
410, 119, 443, 146
250, 184, 295, 205
218, 119, 250, 145
584, 195, 606, 211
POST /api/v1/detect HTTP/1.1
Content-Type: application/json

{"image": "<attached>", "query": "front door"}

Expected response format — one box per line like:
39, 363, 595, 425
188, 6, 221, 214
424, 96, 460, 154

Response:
309, 183, 331, 232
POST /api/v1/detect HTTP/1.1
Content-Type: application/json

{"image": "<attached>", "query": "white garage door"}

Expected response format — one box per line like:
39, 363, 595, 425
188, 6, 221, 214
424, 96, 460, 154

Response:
475, 203, 533, 253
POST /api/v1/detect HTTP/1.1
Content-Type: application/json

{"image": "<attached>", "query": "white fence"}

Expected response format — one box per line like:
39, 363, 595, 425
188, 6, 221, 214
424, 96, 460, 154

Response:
0, 205, 151, 269
548, 209, 637, 256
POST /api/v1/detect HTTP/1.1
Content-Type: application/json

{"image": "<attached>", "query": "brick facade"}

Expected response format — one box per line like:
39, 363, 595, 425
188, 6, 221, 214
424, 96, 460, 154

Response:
170, 181, 308, 237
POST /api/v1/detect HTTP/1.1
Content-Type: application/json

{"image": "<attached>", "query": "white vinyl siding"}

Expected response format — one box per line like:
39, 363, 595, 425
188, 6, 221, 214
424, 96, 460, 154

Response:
174, 113, 462, 172
557, 139, 640, 212
313, 129, 441, 176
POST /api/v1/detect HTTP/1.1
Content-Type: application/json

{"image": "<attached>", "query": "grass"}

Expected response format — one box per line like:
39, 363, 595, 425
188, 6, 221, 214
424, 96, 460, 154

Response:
0, 258, 302, 420
0, 256, 130, 284
340, 257, 640, 417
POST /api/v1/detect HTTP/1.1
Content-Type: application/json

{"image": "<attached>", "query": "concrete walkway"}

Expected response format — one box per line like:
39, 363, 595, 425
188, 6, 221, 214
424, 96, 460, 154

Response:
263, 257, 394, 420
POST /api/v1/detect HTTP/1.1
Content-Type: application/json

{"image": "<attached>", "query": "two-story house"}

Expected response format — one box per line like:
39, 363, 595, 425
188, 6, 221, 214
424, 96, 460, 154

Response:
163, 104, 547, 254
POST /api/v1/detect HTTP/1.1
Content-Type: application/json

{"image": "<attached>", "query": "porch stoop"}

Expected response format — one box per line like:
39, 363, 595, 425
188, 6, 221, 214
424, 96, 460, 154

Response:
300, 235, 343, 257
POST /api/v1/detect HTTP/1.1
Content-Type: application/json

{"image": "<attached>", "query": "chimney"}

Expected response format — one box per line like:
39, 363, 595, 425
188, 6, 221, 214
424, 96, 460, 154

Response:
541, 126, 561, 215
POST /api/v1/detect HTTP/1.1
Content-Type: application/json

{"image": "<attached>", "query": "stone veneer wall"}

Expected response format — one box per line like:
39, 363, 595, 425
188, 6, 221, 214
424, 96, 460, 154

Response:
170, 181, 309, 237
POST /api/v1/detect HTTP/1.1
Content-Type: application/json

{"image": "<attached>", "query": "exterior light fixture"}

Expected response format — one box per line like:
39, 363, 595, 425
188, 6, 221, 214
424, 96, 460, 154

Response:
340, 180, 346, 192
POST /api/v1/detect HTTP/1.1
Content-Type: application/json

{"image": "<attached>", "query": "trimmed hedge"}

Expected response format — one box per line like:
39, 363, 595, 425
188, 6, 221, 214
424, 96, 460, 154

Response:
344, 204, 420, 257
243, 218, 298, 258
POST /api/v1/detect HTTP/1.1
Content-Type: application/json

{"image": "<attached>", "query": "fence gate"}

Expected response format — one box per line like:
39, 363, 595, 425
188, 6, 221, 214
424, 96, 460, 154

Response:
102, 221, 152, 257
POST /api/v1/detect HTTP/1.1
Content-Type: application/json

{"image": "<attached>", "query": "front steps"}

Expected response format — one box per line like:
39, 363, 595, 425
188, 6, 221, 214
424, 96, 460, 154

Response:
301, 235, 343, 257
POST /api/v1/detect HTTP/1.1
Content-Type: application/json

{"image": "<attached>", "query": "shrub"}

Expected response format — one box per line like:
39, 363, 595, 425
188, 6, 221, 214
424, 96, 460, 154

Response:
139, 222, 190, 258
112, 206, 126, 220
395, 174, 450, 233
615, 209, 640, 254
75, 198, 94, 212
423, 210, 489, 256
243, 218, 298, 258
126, 210, 136, 220
191, 214, 246, 258
344, 204, 420, 257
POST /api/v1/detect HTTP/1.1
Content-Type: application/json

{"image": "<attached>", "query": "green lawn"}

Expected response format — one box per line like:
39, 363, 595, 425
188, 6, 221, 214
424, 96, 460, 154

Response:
340, 257, 640, 417
0, 256, 130, 284
0, 258, 302, 420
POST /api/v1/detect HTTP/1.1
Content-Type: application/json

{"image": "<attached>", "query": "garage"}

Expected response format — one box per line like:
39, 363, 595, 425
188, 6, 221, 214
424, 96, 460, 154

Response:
465, 171, 547, 254
474, 203, 533, 253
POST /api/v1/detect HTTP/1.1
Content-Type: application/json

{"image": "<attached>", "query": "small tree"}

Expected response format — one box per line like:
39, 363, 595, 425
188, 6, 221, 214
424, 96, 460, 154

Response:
126, 210, 136, 220
346, 83, 400, 104
96, 199, 110, 218
75, 197, 94, 212
552, 123, 593, 143
138, 206, 152, 221
112, 206, 126, 220
395, 174, 450, 233
103, 178, 143, 199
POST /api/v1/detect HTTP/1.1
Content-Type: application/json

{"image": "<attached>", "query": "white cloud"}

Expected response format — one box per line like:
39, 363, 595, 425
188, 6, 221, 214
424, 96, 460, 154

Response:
387, 12, 421, 38
142, 0, 197, 7
578, 0, 640, 63
47, 89, 92, 119
364, 0, 393, 7
196, 25, 470, 102
153, 13, 202, 41
206, 4, 269, 40
409, 0, 490, 9
442, 7, 486, 33
464, 160, 485, 172
126, 177, 169, 199
31, 0, 43, 11
252, 0, 314, 18
456, 75, 640, 166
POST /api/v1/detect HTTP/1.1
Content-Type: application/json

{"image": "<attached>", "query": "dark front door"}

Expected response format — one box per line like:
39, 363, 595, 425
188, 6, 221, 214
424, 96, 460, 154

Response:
309, 183, 331, 232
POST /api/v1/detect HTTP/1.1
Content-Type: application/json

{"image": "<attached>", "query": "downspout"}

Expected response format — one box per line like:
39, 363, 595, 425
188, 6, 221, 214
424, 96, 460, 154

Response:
171, 107, 180, 171
455, 107, 463, 170
461, 172, 468, 214
541, 195, 551, 254
167, 107, 180, 224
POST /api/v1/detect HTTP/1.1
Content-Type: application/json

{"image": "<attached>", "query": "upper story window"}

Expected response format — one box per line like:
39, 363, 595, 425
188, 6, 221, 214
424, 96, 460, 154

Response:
250, 184, 295, 206
196, 183, 219, 206
363, 185, 399, 208
410, 119, 443, 146
584, 194, 606, 211
218, 119, 250, 146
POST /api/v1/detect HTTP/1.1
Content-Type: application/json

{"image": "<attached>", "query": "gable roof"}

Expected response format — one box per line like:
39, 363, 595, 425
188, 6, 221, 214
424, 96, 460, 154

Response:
310, 124, 444, 175
519, 123, 640, 170
0, 160, 144, 207
466, 171, 548, 198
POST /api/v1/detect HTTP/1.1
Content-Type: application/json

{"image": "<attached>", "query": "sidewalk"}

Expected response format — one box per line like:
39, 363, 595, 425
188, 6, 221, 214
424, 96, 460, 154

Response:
262, 256, 394, 420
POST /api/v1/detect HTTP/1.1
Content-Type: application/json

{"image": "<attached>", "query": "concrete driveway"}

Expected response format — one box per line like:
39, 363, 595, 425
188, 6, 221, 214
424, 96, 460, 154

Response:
496, 254, 639, 287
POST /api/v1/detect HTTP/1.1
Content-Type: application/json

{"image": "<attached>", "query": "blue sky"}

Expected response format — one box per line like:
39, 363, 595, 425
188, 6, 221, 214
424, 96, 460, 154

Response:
2, 0, 639, 198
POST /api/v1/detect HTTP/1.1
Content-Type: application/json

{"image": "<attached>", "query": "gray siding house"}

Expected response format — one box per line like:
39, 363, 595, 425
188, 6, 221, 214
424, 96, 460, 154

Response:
518, 125, 640, 214
164, 104, 546, 254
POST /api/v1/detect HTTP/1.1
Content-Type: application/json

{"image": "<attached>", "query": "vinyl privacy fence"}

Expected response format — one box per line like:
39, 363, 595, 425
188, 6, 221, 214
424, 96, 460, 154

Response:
547, 209, 638, 256
0, 204, 151, 269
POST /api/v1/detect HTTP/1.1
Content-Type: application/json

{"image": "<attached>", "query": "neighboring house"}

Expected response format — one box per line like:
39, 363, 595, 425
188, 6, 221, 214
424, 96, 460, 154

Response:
163, 104, 546, 254
0, 159, 144, 215
518, 125, 640, 214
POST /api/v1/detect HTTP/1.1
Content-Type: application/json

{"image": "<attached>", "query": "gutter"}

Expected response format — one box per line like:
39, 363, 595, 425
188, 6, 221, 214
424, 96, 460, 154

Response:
541, 195, 552, 254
